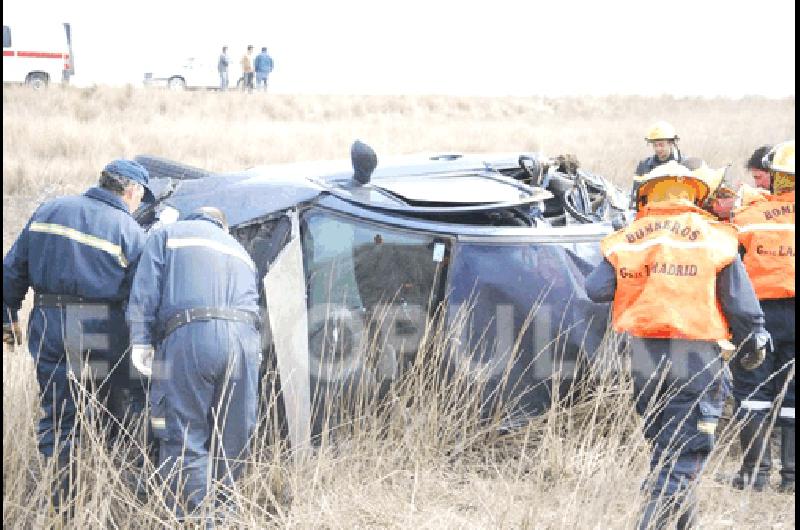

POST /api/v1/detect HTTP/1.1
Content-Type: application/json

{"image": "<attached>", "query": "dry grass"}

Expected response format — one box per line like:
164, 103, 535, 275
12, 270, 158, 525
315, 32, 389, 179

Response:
2, 85, 796, 528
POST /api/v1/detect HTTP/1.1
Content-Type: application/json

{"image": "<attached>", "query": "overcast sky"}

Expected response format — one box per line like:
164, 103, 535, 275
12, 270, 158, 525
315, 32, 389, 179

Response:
3, 0, 796, 97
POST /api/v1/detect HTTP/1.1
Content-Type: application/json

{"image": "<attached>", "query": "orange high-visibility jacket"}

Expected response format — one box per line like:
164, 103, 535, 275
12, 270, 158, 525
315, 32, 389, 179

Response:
601, 201, 739, 340
732, 191, 795, 300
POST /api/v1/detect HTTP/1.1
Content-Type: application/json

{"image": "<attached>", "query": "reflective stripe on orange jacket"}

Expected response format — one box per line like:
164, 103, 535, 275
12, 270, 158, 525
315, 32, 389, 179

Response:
600, 201, 739, 341
732, 191, 795, 300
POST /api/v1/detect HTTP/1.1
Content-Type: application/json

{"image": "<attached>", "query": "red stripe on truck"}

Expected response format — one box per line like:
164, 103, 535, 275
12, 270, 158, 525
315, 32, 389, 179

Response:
16, 51, 65, 59
3, 50, 14, 57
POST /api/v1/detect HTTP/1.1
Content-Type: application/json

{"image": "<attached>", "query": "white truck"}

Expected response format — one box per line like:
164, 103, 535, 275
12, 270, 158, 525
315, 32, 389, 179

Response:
143, 51, 245, 90
3, 21, 74, 89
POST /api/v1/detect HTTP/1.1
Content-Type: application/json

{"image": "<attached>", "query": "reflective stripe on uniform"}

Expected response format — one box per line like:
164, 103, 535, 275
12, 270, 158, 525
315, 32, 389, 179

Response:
737, 224, 795, 233
166, 237, 255, 272
604, 234, 736, 257
29, 222, 128, 267
741, 400, 773, 410
151, 417, 166, 430
780, 407, 795, 419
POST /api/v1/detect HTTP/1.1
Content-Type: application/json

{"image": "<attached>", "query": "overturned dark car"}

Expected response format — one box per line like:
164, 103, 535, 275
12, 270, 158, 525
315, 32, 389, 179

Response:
133, 143, 631, 448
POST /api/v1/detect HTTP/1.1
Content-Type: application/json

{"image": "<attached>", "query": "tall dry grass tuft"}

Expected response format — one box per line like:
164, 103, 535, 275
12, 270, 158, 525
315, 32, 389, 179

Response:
2, 86, 795, 528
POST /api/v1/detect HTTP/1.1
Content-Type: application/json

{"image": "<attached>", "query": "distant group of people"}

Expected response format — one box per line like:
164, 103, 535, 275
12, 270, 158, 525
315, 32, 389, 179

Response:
217, 45, 273, 92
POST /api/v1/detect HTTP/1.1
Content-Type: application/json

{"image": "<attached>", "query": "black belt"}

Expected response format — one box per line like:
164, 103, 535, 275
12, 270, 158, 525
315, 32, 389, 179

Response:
34, 293, 110, 307
163, 307, 259, 338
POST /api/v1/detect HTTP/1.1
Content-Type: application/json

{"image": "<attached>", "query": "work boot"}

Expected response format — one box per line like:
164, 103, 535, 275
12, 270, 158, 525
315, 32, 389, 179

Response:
732, 419, 771, 491
778, 425, 795, 493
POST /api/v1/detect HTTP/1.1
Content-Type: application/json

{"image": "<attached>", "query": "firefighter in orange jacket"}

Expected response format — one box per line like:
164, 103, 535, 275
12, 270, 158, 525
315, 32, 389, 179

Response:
730, 140, 795, 493
586, 161, 768, 529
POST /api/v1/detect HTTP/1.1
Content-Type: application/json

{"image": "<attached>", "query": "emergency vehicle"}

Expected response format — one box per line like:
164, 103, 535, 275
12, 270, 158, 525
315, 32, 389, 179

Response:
3, 22, 74, 89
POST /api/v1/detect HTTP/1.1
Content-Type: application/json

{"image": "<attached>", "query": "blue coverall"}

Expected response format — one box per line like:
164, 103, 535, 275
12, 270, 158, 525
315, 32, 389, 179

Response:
635, 151, 689, 177
587, 255, 766, 529
126, 211, 261, 516
3, 187, 147, 483
730, 297, 795, 486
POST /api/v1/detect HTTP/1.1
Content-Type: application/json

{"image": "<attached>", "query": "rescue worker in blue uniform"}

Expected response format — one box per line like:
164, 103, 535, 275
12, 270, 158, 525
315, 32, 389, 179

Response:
729, 140, 795, 493
126, 206, 261, 521
2, 159, 153, 511
586, 161, 769, 529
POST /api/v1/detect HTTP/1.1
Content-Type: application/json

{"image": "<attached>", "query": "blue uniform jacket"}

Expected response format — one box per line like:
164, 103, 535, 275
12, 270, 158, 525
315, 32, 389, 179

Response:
635, 151, 688, 177
126, 213, 260, 347
3, 187, 146, 324
254, 53, 274, 74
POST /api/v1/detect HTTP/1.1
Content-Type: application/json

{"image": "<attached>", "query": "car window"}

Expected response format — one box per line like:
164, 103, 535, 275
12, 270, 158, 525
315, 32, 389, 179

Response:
302, 209, 450, 382
446, 239, 610, 417
3, 26, 11, 48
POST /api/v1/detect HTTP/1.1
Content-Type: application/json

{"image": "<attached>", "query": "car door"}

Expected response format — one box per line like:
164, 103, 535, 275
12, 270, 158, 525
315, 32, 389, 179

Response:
262, 208, 452, 449
445, 231, 612, 424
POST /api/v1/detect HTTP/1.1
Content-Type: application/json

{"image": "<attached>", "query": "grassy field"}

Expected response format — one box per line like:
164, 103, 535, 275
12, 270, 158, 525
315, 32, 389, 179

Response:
2, 85, 796, 528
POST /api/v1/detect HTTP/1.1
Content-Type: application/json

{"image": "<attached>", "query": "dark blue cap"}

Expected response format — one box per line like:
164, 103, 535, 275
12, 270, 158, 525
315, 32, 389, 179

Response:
103, 159, 154, 202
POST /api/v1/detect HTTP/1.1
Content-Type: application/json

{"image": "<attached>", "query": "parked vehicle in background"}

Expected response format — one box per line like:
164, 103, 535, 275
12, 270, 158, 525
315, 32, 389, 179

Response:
144, 56, 243, 90
2, 21, 74, 89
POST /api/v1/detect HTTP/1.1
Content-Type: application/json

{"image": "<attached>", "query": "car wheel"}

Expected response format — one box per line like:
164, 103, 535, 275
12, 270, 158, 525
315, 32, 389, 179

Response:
133, 155, 214, 181
168, 77, 186, 90
25, 73, 48, 90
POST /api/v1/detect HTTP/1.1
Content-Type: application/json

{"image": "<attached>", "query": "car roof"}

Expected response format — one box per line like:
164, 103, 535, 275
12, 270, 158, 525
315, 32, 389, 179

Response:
154, 152, 554, 226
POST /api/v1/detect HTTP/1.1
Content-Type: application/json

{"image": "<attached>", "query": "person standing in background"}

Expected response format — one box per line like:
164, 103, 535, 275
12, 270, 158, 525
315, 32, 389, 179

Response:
218, 46, 230, 91
254, 46, 274, 92
241, 45, 254, 92
634, 121, 688, 177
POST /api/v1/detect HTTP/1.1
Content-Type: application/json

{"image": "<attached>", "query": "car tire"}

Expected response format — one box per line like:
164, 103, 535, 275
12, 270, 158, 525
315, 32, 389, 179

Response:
25, 73, 48, 90
167, 77, 186, 90
134, 155, 214, 181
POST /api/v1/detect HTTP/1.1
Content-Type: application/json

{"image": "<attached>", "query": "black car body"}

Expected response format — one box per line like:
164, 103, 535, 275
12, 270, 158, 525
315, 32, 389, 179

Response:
134, 146, 630, 447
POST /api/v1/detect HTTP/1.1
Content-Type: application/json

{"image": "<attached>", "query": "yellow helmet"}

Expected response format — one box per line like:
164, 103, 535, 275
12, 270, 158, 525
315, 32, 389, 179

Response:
764, 140, 795, 194
692, 163, 730, 198
633, 160, 710, 210
765, 140, 795, 174
645, 121, 679, 143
